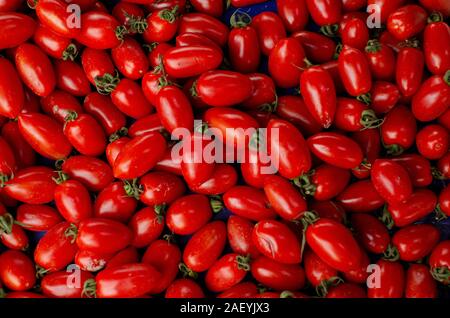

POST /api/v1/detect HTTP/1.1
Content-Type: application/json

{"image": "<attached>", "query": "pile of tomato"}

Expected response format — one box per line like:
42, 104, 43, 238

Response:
0, 0, 449, 299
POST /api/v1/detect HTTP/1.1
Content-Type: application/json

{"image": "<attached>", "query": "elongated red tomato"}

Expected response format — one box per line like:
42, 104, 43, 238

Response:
54, 178, 92, 224
338, 46, 372, 97
0, 136, 16, 178
405, 264, 437, 298
165, 279, 205, 298
36, 0, 80, 37
293, 31, 336, 64
190, 0, 223, 17
412, 74, 450, 122
110, 79, 153, 119
396, 47, 424, 97
42, 270, 94, 298
224, 186, 277, 221
337, 179, 385, 213
429, 241, 450, 285
0, 57, 24, 119
387, 5, 427, 41
388, 189, 438, 226
424, 22, 450, 75
368, 260, 405, 298
111, 37, 149, 80
392, 224, 440, 262
300, 66, 337, 128
228, 24, 260, 74
129, 207, 164, 248
227, 215, 260, 259
0, 250, 36, 291
33, 24, 77, 60
0, 13, 36, 49
303, 249, 338, 287
94, 182, 137, 222
351, 214, 389, 254
370, 81, 400, 114
269, 38, 305, 89
205, 253, 249, 292
16, 204, 62, 232
76, 12, 122, 50
251, 12, 286, 56
179, 13, 228, 47
302, 164, 351, 201
276, 0, 308, 32
81, 48, 115, 86
380, 105, 417, 155
392, 154, 432, 187
189, 163, 237, 195
156, 85, 194, 133
40, 90, 83, 124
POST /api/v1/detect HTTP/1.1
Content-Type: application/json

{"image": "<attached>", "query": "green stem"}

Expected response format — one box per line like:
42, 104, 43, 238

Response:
82, 278, 97, 298
360, 109, 384, 130
383, 244, 400, 261
379, 205, 394, 230
236, 254, 251, 272
178, 263, 198, 279
123, 179, 143, 200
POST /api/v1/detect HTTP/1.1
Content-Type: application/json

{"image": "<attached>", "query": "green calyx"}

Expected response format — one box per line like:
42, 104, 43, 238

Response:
333, 43, 343, 59
109, 127, 128, 143
64, 223, 78, 244
123, 11, 148, 34
123, 179, 143, 200
52, 171, 69, 185
158, 5, 179, 23
383, 244, 400, 262
154, 204, 167, 224
62, 44, 78, 61
320, 24, 339, 38
365, 39, 382, 54
279, 291, 295, 298
292, 171, 317, 197
434, 204, 448, 222
82, 278, 97, 298
115, 25, 128, 41
179, 263, 198, 279
379, 205, 394, 230
316, 277, 343, 298
430, 266, 450, 284
299, 211, 320, 259
0, 174, 10, 188
360, 109, 384, 130
428, 11, 443, 24
210, 195, 223, 213
236, 254, 251, 272
35, 265, 50, 279
94, 71, 120, 95
356, 93, 372, 105
230, 10, 252, 28
0, 213, 14, 234
444, 70, 450, 86
258, 94, 279, 113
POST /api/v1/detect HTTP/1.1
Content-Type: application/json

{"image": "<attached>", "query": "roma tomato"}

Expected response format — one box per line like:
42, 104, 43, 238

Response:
128, 207, 164, 248
137, 171, 186, 206
0, 136, 16, 178
371, 159, 412, 204
292, 31, 336, 64
309, 200, 346, 222
0, 251, 36, 291
334, 98, 383, 132
251, 12, 286, 56
365, 40, 396, 81
128, 114, 164, 138
190, 0, 223, 17
340, 18, 369, 51
156, 85, 194, 133
338, 46, 372, 97
368, 260, 405, 298
307, 132, 363, 169
429, 240, 450, 285
106, 246, 139, 269
147, 43, 173, 68
392, 154, 432, 187
166, 194, 213, 235
33, 24, 78, 61
416, 124, 449, 160
392, 224, 440, 262
387, 5, 427, 41
326, 283, 366, 298
75, 249, 113, 272
16, 204, 62, 232
189, 164, 237, 195
36, 0, 80, 37
165, 279, 205, 298
396, 47, 424, 97
227, 215, 260, 259
412, 74, 450, 122
178, 13, 228, 46
303, 249, 338, 287
351, 214, 389, 254
367, 0, 406, 23
388, 189, 437, 227
94, 182, 137, 222
41, 90, 83, 124
109, 78, 153, 119
205, 253, 249, 292
424, 22, 450, 75
228, 24, 260, 74
439, 186, 450, 217
224, 186, 276, 221
54, 60, 91, 97
41, 270, 94, 298
0, 13, 36, 49
0, 57, 24, 119
54, 178, 93, 223
217, 282, 257, 298
276, 0, 309, 32
306, 0, 342, 27
380, 105, 417, 155
142, 6, 180, 43
81, 48, 115, 86
405, 264, 437, 298
370, 81, 400, 114
269, 38, 305, 89
76, 12, 122, 50
111, 37, 149, 80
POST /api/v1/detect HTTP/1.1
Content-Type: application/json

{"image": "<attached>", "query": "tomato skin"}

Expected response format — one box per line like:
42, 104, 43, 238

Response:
381, 105, 417, 153
76, 12, 121, 50
429, 241, 450, 285
15, 43, 56, 97
143, 8, 179, 43
5, 292, 45, 298
34, 222, 78, 272
300, 66, 337, 128
326, 283, 366, 298
335, 98, 379, 132
16, 204, 62, 232
166, 194, 213, 235
183, 221, 227, 272
416, 124, 449, 160
128, 114, 164, 138
190, 164, 236, 195
0, 57, 24, 119
292, 31, 336, 64
251, 256, 305, 291
340, 18, 369, 51
342, 248, 370, 284
224, 186, 277, 221
142, 240, 181, 294
269, 38, 305, 89
95, 263, 161, 298
370, 81, 400, 114
367, 0, 406, 23
64, 113, 107, 157
368, 259, 405, 298
352, 128, 381, 166
396, 47, 424, 97
393, 224, 440, 262
251, 12, 286, 56
61, 156, 112, 192
309, 165, 351, 201
412, 75, 450, 122
165, 279, 205, 298
310, 200, 346, 222
54, 60, 91, 97
4, 167, 57, 204
163, 46, 223, 79
75, 249, 113, 272
0, 136, 16, 176
392, 154, 432, 187
228, 26, 260, 74
138, 172, 185, 206
81, 48, 115, 86
190, 0, 223, 17
94, 182, 137, 223
387, 5, 427, 41
112, 1, 144, 26
440, 186, 450, 217
113, 132, 166, 179
306, 218, 362, 272
36, 0, 80, 37
41, 270, 94, 298
303, 249, 338, 287
0, 13, 36, 49
252, 220, 302, 264
179, 13, 228, 47
338, 46, 372, 97
227, 215, 260, 259
0, 0, 22, 11
76, 218, 132, 254
156, 85, 194, 133
424, 22, 450, 75
128, 207, 164, 248
113, 79, 154, 119
307, 132, 363, 169
218, 282, 258, 298
33, 24, 76, 60
176, 33, 219, 50
0, 251, 36, 291
205, 253, 248, 292
112, 38, 149, 80
83, 93, 125, 136
41, 90, 83, 124
0, 221, 28, 251
105, 246, 139, 269
365, 41, 396, 81
306, 0, 341, 26
54, 179, 92, 224
351, 214, 389, 254
437, 152, 450, 179
148, 43, 173, 69
19, 113, 72, 160
405, 264, 437, 298
276, 0, 309, 32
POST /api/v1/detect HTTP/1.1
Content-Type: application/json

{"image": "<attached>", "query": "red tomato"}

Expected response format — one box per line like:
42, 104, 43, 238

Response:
142, 7, 180, 43
439, 186, 450, 217
76, 218, 132, 254
424, 22, 450, 75
0, 251, 36, 291
54, 60, 91, 97
307, 132, 363, 169
306, 0, 341, 27
41, 90, 83, 124
437, 152, 450, 179
228, 25, 260, 74
416, 124, 449, 160
55, 178, 93, 223
156, 85, 194, 133
16, 204, 62, 232
292, 31, 336, 64
142, 240, 181, 294
217, 282, 258, 298
128, 114, 164, 138
183, 221, 226, 272
94, 182, 137, 222
163, 46, 223, 78
396, 47, 424, 97
166, 194, 213, 235
392, 224, 440, 262
176, 33, 219, 49
36, 0, 80, 37
81, 48, 115, 86
76, 12, 122, 49
392, 154, 432, 187
405, 264, 437, 298
342, 248, 370, 284
112, 1, 144, 26
64, 112, 106, 156
178, 13, 228, 46
111, 38, 149, 80
251, 256, 305, 291
15, 43, 56, 97
367, 0, 406, 23
41, 270, 94, 298
429, 240, 450, 285
113, 132, 166, 179
351, 214, 389, 254
365, 40, 396, 81
305, 216, 362, 272
0, 13, 36, 49
276, 0, 309, 32
189, 164, 237, 195
75, 249, 113, 272
224, 186, 276, 221
309, 200, 346, 222
300, 66, 337, 128
147, 42, 173, 68
33, 24, 78, 60
303, 249, 338, 287
326, 283, 366, 298
387, 5, 427, 41
110, 79, 153, 119
106, 246, 139, 269
340, 18, 369, 51
352, 127, 381, 166
380, 105, 417, 155
136, 171, 186, 206
34, 222, 78, 272
388, 189, 437, 227
0, 57, 24, 119
371, 159, 413, 204
0, 212, 28, 250
412, 74, 450, 122
165, 279, 205, 298
252, 220, 302, 264
370, 81, 400, 114
269, 38, 305, 89
227, 215, 260, 259
0, 136, 16, 178
4, 166, 57, 204
420, 0, 450, 16
190, 0, 223, 17
128, 207, 164, 248
338, 46, 372, 97
367, 259, 405, 298
335, 98, 383, 132
205, 253, 249, 292
251, 12, 286, 56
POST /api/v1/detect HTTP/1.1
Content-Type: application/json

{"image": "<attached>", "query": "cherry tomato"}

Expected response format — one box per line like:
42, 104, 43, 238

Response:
391, 154, 432, 187
111, 37, 149, 80
76, 11, 122, 49
392, 224, 440, 262
142, 7, 180, 43
165, 279, 205, 298
416, 124, 449, 160
54, 178, 92, 223
387, 5, 427, 41
269, 38, 305, 89
396, 47, 424, 97
128, 207, 164, 248
251, 12, 286, 56
341, 18, 369, 51
94, 182, 137, 222
156, 85, 194, 133
424, 22, 450, 75
0, 250, 36, 291
41, 270, 94, 298
110, 78, 153, 119
405, 264, 437, 298
412, 74, 450, 122
380, 105, 417, 155
309, 200, 346, 222
205, 253, 249, 292
16, 204, 62, 232
178, 13, 228, 47
338, 46, 372, 97
335, 98, 382, 132
36, 0, 80, 37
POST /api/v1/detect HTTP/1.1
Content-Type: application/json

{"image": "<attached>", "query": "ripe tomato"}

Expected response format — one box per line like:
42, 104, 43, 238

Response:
0, 250, 36, 291
309, 200, 346, 222
227, 215, 260, 259
189, 164, 237, 195
365, 40, 396, 81
335, 98, 383, 132
142, 7, 180, 43
94, 182, 137, 222
392, 224, 440, 262
338, 46, 372, 97
135, 171, 186, 206
165, 279, 205, 298
326, 283, 366, 298
292, 31, 336, 64
429, 240, 450, 285
111, 38, 149, 80
19, 113, 72, 159
303, 249, 338, 287
76, 218, 132, 254
166, 194, 213, 235
228, 25, 260, 74
0, 13, 36, 49
368, 259, 405, 298
178, 13, 228, 47
224, 186, 276, 221
81, 48, 115, 86
424, 22, 450, 75
300, 66, 337, 128
405, 264, 437, 298
251, 12, 286, 56
340, 18, 369, 51
306, 0, 342, 27
416, 124, 449, 160
412, 74, 450, 122
128, 207, 164, 248
76, 12, 122, 49
156, 85, 194, 133
437, 152, 450, 179
367, 0, 406, 23
387, 5, 427, 41
439, 186, 450, 217
342, 248, 370, 284
307, 132, 363, 169
396, 47, 424, 97
371, 159, 412, 204
388, 189, 437, 227
4, 166, 57, 204
41, 90, 83, 124
36, 0, 80, 38
41, 270, 94, 298
251, 256, 305, 291
380, 105, 417, 155
392, 154, 432, 187
0, 57, 24, 119
147, 43, 173, 69
54, 60, 91, 97
112, 1, 144, 26
15, 43, 56, 97
176, 33, 218, 49
128, 114, 164, 138
370, 81, 400, 114
33, 24, 78, 60
163, 46, 223, 78
276, 0, 309, 32
16, 204, 62, 232
351, 214, 389, 254
0, 212, 28, 250
190, 0, 223, 17
54, 178, 92, 224
75, 249, 112, 272
113, 132, 166, 179
269, 38, 305, 89
110, 78, 153, 119
217, 282, 258, 298
0, 136, 16, 177
205, 253, 249, 292
34, 222, 78, 272
106, 246, 139, 269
